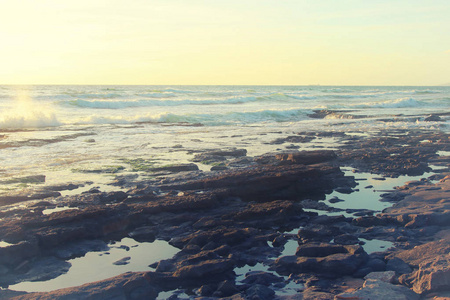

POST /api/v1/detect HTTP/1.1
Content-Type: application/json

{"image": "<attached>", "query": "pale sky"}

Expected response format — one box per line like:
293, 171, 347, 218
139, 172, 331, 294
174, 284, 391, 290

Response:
1, 0, 449, 85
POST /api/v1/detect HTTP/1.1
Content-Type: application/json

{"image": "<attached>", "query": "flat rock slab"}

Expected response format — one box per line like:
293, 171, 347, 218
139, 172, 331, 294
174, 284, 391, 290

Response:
335, 279, 420, 300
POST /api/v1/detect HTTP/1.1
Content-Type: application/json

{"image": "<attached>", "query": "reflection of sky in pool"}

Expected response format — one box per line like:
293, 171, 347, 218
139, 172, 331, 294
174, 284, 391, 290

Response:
324, 167, 440, 213
10, 237, 179, 293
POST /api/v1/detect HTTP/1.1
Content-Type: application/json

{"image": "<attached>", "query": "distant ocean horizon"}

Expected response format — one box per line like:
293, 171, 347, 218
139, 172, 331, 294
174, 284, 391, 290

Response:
0, 85, 448, 192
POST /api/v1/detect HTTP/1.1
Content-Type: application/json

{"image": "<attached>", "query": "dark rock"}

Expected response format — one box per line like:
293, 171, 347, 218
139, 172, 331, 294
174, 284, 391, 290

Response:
245, 284, 275, 300
334, 234, 359, 245
275, 244, 368, 278
386, 257, 413, 275
270, 135, 315, 145
311, 215, 348, 225
214, 280, 239, 297
0, 240, 40, 267
151, 163, 199, 173
424, 115, 443, 122
113, 256, 131, 265
53, 239, 109, 259
197, 284, 215, 296
172, 259, 234, 279
329, 196, 345, 203
365, 258, 386, 272
335, 187, 354, 194
128, 226, 156, 242
160, 162, 347, 202
272, 235, 287, 247
275, 150, 337, 165
242, 271, 283, 286
297, 225, 340, 243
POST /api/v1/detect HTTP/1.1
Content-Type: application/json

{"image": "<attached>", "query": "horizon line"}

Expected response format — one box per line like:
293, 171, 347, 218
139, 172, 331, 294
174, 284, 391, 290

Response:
1, 84, 448, 87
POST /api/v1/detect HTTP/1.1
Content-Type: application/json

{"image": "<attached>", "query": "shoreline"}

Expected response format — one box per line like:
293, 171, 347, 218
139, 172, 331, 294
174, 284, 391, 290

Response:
0, 128, 449, 299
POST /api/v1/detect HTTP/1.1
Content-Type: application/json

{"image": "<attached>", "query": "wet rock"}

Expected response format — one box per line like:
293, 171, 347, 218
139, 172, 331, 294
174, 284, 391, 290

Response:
335, 279, 419, 300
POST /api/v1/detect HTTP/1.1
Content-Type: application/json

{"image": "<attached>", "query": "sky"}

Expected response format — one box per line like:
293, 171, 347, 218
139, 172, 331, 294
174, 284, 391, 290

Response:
0, 0, 449, 85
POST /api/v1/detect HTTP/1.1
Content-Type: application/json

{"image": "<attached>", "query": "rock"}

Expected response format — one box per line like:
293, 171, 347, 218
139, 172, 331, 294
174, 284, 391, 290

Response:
295, 243, 349, 257
329, 196, 345, 203
242, 271, 284, 286
151, 163, 199, 173
275, 150, 337, 165
160, 162, 348, 202
0, 264, 9, 276
214, 280, 239, 297
197, 284, 215, 296
409, 255, 450, 294
245, 284, 275, 300
365, 258, 386, 272
335, 187, 354, 194
335, 279, 419, 300
424, 115, 443, 122
297, 225, 340, 243
113, 256, 131, 265
234, 200, 303, 222
172, 259, 234, 279
386, 258, 413, 275
364, 271, 396, 283
128, 226, 156, 242
0, 240, 40, 267
206, 148, 247, 157
10, 256, 71, 285
53, 239, 109, 260
334, 234, 359, 245
274, 244, 368, 278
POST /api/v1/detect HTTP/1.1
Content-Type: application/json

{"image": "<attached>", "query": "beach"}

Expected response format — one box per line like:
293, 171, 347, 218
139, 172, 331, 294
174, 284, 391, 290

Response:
0, 86, 449, 299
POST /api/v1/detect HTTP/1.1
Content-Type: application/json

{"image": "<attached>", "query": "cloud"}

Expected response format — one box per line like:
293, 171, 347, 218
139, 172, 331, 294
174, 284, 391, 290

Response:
446, 49, 450, 54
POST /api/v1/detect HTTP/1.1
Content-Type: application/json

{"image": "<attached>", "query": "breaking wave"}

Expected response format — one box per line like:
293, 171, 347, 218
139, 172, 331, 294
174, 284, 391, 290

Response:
64, 93, 311, 109
73, 108, 309, 126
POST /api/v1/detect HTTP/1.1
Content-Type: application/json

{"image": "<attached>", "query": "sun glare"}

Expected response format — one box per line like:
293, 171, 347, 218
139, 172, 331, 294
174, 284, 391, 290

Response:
0, 87, 60, 129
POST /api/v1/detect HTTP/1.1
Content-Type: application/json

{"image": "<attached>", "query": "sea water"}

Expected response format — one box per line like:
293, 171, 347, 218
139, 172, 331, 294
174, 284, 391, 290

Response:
0, 85, 448, 192
1, 85, 448, 296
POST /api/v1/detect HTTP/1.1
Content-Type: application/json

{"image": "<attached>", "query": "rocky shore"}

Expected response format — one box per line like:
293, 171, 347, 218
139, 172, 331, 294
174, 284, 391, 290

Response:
0, 129, 449, 299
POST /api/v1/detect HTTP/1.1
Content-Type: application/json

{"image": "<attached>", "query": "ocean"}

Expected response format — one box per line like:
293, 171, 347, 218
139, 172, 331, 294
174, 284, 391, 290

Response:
0, 85, 449, 193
